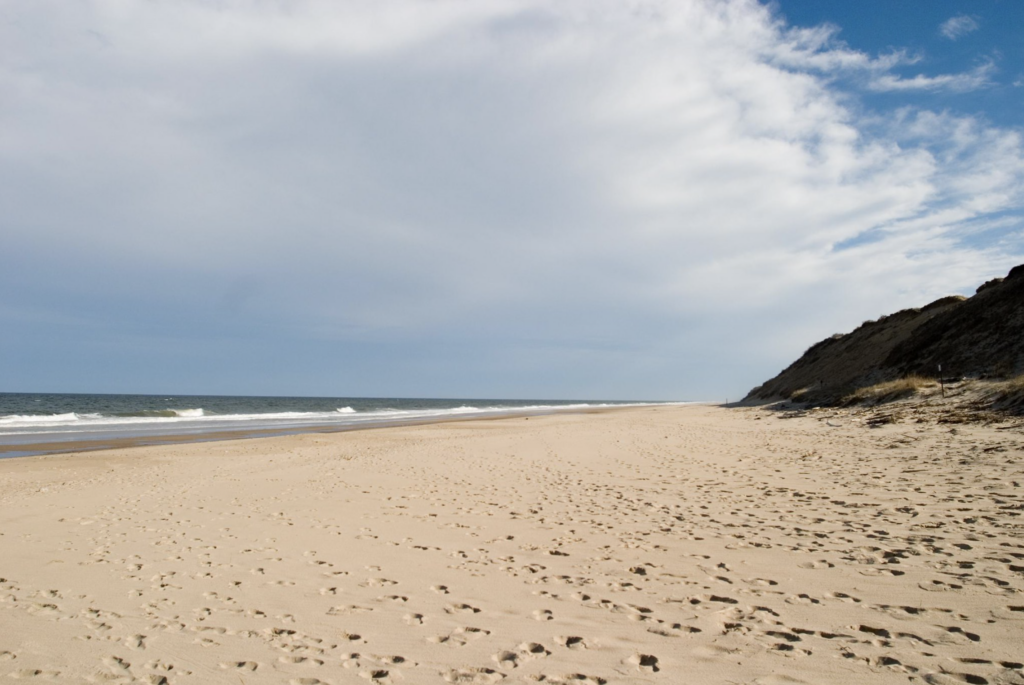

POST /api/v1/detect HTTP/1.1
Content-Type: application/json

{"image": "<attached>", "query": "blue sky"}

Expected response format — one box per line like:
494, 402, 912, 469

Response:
778, 0, 1023, 128
2, 0, 1022, 401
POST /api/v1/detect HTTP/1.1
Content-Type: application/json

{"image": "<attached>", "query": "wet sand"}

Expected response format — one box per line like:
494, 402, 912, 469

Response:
1, 404, 1022, 684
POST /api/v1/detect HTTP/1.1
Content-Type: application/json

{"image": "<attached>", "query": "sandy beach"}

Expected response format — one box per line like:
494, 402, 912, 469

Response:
1, 404, 1022, 684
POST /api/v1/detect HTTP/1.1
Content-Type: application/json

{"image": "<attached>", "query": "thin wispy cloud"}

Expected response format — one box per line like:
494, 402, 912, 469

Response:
868, 62, 995, 93
1, 0, 1022, 399
769, 28, 919, 76
940, 15, 979, 40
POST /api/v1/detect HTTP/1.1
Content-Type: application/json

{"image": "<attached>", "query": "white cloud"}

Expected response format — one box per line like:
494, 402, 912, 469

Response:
868, 62, 995, 93
1, 0, 1022, 399
940, 15, 979, 40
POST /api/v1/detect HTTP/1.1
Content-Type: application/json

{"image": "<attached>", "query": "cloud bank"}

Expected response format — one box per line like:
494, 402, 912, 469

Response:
2, 0, 1023, 399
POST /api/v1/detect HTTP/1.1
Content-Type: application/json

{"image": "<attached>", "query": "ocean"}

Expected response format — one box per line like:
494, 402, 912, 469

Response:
0, 392, 669, 458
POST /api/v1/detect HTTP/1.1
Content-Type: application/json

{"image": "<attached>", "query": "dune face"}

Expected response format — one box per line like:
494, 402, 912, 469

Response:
1, 405, 1023, 684
747, 264, 1024, 403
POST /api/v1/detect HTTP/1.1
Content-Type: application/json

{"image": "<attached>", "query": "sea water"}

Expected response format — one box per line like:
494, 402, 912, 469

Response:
0, 392, 668, 457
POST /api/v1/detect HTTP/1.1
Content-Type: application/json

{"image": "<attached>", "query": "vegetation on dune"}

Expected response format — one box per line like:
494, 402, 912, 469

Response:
841, 375, 938, 406
986, 374, 1024, 414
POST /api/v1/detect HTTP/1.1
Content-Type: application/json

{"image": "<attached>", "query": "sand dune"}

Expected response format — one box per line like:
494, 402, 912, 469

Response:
1, 405, 1023, 684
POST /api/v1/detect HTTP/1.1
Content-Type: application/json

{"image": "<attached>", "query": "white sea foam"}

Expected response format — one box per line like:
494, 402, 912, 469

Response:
0, 402, 685, 439
174, 408, 204, 417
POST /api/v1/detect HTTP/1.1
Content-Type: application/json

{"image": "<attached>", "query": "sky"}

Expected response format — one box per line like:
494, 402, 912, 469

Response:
2, 0, 1022, 401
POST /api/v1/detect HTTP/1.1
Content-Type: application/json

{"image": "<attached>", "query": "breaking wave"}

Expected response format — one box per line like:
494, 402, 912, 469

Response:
0, 398, 680, 444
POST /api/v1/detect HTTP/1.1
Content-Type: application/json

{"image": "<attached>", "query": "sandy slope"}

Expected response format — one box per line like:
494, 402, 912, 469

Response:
0, 405, 1022, 684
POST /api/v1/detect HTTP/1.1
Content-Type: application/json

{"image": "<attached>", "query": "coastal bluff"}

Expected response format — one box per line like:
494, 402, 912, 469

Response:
746, 263, 1024, 403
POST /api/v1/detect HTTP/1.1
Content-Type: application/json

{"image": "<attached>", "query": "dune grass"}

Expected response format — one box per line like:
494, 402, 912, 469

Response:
843, 375, 938, 405
987, 374, 1024, 413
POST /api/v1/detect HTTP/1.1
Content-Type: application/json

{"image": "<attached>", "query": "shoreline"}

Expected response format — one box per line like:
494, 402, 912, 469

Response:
0, 403, 671, 460
1, 404, 1022, 684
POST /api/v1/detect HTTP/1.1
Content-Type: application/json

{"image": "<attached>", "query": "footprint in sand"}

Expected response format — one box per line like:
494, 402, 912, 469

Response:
492, 645, 547, 669
542, 675, 605, 685
824, 591, 860, 603
492, 650, 519, 668
992, 605, 1024, 620
442, 667, 505, 684
744, 577, 779, 587
366, 654, 406, 667
627, 653, 660, 673
859, 567, 905, 578
100, 655, 133, 676
797, 559, 834, 569
518, 642, 549, 659
220, 661, 259, 671
362, 578, 398, 587
556, 636, 587, 650
8, 669, 49, 679
26, 603, 61, 618
144, 655, 174, 671
920, 671, 990, 685
429, 626, 490, 646
444, 603, 481, 615
943, 626, 981, 643
771, 643, 812, 657
328, 605, 374, 615
648, 623, 701, 637
279, 655, 324, 666
123, 634, 147, 650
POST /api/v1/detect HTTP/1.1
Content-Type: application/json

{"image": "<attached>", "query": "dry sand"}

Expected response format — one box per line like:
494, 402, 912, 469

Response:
1, 404, 1023, 684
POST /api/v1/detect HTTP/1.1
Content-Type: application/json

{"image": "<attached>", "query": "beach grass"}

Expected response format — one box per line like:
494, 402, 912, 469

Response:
842, 374, 937, 405
986, 373, 1024, 413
